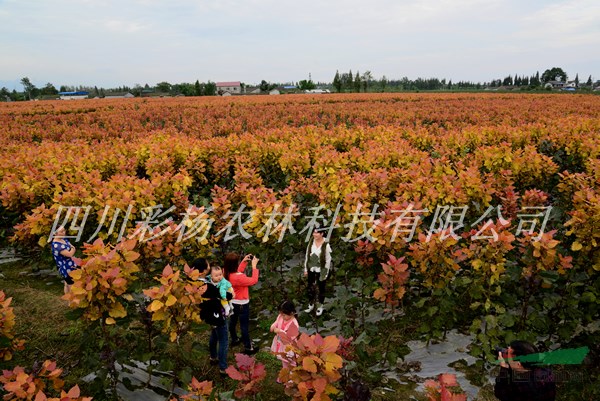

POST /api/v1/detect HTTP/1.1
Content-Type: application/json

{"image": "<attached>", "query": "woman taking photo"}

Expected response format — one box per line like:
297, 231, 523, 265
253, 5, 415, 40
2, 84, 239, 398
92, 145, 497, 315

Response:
224, 252, 260, 355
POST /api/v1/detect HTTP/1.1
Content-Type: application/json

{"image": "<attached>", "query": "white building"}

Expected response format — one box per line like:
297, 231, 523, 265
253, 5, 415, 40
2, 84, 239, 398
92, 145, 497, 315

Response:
216, 81, 242, 95
104, 92, 134, 99
58, 91, 89, 100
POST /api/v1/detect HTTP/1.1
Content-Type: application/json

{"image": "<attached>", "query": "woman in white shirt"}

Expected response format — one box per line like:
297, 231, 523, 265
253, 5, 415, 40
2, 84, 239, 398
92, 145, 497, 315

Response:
303, 228, 332, 316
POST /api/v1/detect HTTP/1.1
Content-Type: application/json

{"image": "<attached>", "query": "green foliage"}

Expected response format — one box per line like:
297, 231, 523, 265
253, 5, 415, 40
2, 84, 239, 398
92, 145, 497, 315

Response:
541, 67, 567, 83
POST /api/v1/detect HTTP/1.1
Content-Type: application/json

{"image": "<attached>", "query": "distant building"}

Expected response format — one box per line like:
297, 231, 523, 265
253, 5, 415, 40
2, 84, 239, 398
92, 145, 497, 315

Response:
245, 87, 261, 94
544, 80, 576, 90
216, 81, 242, 95
58, 91, 89, 100
269, 89, 280, 95
104, 92, 134, 99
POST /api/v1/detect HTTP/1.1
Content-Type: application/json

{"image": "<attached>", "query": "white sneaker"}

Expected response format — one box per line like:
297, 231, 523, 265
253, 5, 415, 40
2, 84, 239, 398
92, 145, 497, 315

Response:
304, 304, 314, 313
316, 306, 324, 316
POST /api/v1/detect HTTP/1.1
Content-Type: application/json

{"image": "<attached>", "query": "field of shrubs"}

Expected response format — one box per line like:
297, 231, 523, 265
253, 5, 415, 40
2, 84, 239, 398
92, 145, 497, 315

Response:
1, 93, 599, 400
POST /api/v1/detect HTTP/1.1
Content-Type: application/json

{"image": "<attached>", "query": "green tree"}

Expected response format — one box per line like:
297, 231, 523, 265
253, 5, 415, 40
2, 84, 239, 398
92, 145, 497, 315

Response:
586, 75, 593, 86
172, 82, 195, 96
194, 80, 202, 96
541, 67, 567, 83
156, 81, 172, 93
1, 87, 10, 101
20, 77, 37, 100
362, 71, 373, 92
298, 79, 316, 90
41, 82, 58, 96
204, 81, 217, 96
333, 71, 342, 93
347, 69, 353, 92
354, 71, 362, 93
380, 75, 388, 92
574, 73, 579, 87
259, 80, 270, 92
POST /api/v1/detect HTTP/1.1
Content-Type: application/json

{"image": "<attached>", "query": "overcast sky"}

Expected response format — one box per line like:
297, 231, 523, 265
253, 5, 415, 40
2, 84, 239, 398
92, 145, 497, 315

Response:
1, 0, 598, 89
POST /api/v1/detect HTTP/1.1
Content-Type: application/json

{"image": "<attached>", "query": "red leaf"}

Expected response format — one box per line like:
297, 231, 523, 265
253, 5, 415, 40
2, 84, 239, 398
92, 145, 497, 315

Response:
225, 367, 246, 381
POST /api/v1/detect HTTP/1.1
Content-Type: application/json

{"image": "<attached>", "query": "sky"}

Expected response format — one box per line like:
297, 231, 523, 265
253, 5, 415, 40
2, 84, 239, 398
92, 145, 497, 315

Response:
0, 0, 599, 89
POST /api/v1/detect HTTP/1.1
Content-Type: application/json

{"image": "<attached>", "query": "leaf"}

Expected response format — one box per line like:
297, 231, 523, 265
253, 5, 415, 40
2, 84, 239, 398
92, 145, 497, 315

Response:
105, 317, 116, 325
321, 336, 340, 353
165, 295, 177, 307
66, 385, 81, 398
38, 236, 47, 247
323, 353, 343, 370
313, 377, 327, 396
225, 367, 245, 381
123, 251, 140, 262
571, 241, 583, 251
151, 310, 167, 321
373, 288, 385, 301
109, 303, 127, 318
148, 300, 164, 312
303, 357, 318, 373
234, 352, 254, 368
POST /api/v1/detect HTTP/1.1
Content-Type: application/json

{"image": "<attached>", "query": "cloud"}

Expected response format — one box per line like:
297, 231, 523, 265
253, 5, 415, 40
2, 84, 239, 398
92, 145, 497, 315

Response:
0, 0, 597, 87
104, 19, 148, 33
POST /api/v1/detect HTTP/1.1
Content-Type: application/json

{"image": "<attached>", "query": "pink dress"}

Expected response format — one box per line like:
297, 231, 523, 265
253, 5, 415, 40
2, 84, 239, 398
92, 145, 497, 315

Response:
270, 314, 299, 356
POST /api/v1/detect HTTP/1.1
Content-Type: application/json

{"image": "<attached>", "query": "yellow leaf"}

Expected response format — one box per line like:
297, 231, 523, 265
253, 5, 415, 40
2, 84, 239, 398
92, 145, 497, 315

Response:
571, 241, 583, 251
38, 236, 48, 247
165, 295, 177, 307
148, 300, 164, 312
151, 310, 167, 321
109, 303, 127, 318
105, 317, 116, 325
323, 353, 343, 370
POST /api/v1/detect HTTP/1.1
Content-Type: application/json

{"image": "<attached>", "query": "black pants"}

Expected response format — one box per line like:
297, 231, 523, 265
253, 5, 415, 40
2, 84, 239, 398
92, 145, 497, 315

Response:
229, 303, 252, 350
307, 270, 326, 304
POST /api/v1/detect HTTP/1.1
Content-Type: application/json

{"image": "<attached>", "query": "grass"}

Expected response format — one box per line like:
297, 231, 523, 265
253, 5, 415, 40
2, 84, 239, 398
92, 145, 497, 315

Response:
0, 257, 431, 400
4, 256, 595, 400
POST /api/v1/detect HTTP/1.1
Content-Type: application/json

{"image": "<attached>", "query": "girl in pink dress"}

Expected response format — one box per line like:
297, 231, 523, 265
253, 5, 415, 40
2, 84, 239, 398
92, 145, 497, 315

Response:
270, 300, 299, 370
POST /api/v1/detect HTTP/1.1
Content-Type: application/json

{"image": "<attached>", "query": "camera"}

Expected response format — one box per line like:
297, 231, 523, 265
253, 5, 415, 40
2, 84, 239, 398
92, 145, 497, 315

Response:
494, 346, 509, 358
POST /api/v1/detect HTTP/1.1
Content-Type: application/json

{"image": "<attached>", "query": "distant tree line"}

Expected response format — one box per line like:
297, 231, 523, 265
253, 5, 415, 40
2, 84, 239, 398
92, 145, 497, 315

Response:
2, 67, 598, 102
328, 67, 597, 93
1, 78, 219, 101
